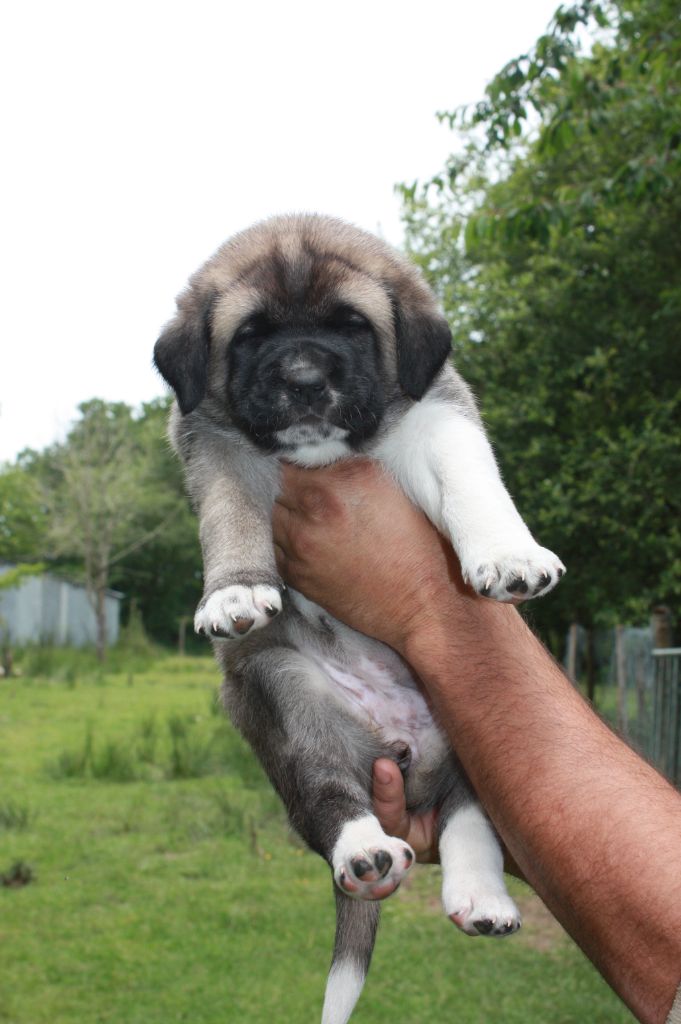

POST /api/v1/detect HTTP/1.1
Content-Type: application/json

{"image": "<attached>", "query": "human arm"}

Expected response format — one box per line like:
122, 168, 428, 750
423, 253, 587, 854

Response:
272, 459, 681, 1024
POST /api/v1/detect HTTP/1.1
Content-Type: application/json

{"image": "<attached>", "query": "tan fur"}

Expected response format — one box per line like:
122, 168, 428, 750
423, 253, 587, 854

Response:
170, 213, 444, 392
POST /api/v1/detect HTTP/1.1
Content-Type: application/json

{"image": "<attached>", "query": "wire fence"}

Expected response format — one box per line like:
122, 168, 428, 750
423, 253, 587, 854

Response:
564, 626, 681, 788
650, 648, 681, 787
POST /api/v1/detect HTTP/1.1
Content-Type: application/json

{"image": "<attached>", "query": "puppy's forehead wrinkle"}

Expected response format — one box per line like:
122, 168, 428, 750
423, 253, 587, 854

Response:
242, 250, 373, 323
194, 213, 438, 320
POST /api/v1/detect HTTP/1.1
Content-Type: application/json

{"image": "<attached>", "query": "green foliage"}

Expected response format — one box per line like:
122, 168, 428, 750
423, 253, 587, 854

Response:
108, 398, 203, 647
0, 800, 34, 831
0, 466, 48, 563
442, 0, 680, 241
402, 0, 681, 634
0, 562, 45, 591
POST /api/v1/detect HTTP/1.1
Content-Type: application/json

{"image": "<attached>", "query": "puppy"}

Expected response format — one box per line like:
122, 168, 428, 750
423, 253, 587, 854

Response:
154, 214, 564, 1024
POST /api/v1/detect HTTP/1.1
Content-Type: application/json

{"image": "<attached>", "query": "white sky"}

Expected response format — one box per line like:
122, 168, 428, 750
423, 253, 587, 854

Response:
1, 0, 558, 463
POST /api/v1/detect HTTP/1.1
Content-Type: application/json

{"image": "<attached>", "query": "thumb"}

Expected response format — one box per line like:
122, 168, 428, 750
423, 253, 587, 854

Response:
372, 759, 411, 839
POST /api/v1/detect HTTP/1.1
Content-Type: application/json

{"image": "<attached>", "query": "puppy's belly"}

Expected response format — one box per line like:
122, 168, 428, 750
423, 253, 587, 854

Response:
309, 650, 444, 766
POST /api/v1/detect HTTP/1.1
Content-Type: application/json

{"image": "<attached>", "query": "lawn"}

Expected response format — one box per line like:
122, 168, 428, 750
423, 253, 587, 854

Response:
0, 651, 633, 1023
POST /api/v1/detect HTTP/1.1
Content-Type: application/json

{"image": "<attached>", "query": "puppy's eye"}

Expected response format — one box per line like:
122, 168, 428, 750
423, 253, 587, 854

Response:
233, 315, 270, 342
329, 307, 370, 331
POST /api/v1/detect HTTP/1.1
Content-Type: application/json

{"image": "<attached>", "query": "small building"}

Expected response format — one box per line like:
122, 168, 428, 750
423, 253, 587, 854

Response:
0, 564, 122, 647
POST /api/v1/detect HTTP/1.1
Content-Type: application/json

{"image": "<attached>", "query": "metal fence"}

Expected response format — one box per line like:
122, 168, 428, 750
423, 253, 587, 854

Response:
565, 627, 681, 788
650, 648, 681, 787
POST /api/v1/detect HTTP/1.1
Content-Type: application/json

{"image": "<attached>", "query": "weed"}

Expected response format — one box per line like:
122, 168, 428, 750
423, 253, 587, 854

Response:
47, 726, 94, 779
166, 714, 217, 779
92, 740, 140, 782
211, 787, 246, 836
1, 861, 35, 888
0, 801, 34, 831
137, 714, 158, 764
15, 642, 169, 682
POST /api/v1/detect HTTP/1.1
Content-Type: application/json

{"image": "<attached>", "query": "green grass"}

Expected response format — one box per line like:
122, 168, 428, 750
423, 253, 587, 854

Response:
0, 652, 634, 1023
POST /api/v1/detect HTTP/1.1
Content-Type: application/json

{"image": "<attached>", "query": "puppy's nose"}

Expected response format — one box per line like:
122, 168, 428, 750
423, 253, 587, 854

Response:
284, 367, 328, 407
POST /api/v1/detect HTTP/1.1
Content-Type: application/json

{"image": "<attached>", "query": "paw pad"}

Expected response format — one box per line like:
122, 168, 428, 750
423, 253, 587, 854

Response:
464, 545, 565, 603
334, 837, 414, 902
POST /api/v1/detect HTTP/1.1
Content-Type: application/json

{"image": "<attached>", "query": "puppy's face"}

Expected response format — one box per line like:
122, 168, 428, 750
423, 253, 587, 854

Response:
225, 302, 385, 455
154, 215, 452, 458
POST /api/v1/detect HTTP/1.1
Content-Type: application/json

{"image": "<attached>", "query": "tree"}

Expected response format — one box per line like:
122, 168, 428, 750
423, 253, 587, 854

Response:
0, 465, 48, 562
35, 399, 198, 660
45, 401, 151, 659
107, 399, 203, 648
401, 0, 681, 642
0, 464, 49, 674
4, 399, 202, 654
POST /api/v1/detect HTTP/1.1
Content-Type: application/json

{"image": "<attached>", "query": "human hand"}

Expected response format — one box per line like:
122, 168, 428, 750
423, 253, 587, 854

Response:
372, 758, 524, 878
272, 459, 466, 654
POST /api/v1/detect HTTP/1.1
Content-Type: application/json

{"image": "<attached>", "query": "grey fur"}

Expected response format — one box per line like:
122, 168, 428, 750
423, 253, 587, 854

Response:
154, 214, 561, 1022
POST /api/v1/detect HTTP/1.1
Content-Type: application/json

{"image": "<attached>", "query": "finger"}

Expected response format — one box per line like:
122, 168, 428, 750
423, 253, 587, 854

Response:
273, 542, 289, 580
372, 759, 411, 839
271, 500, 294, 545
275, 463, 323, 513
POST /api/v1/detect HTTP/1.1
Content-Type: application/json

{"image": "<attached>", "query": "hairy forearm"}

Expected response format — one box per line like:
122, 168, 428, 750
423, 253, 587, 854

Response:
404, 602, 681, 1024
272, 461, 681, 1022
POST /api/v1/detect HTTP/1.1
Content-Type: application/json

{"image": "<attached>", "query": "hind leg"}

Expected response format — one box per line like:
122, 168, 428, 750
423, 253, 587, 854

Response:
331, 813, 415, 900
226, 649, 415, 899
439, 800, 521, 937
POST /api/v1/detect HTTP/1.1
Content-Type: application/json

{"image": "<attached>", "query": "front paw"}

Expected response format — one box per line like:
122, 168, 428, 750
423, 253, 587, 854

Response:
195, 584, 283, 639
462, 544, 565, 602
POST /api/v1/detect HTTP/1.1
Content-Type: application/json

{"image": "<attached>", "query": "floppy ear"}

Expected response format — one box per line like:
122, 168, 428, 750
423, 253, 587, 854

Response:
392, 301, 452, 400
153, 292, 215, 415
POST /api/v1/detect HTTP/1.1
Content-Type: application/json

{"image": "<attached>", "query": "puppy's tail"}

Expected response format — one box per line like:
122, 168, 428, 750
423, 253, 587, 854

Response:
321, 887, 380, 1024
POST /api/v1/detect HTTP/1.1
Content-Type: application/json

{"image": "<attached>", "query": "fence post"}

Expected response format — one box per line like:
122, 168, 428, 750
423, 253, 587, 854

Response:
651, 606, 673, 649
615, 624, 628, 737
585, 628, 596, 703
652, 648, 681, 787
566, 623, 579, 682
177, 616, 190, 657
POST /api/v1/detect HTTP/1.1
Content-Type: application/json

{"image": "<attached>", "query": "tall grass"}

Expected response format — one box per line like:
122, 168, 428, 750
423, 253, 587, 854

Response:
46, 710, 248, 783
0, 800, 34, 831
15, 638, 167, 683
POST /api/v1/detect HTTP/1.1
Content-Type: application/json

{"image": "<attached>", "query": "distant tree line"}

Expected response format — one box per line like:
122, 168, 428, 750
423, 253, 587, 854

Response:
0, 399, 202, 656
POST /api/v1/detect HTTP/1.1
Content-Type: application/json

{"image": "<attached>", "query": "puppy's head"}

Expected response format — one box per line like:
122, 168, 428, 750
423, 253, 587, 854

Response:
154, 215, 452, 457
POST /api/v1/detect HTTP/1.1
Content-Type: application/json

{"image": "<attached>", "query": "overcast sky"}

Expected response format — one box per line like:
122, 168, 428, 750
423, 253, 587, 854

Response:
1, 0, 559, 463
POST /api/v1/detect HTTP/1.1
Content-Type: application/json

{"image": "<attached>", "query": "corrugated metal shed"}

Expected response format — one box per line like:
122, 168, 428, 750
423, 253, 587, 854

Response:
0, 564, 122, 647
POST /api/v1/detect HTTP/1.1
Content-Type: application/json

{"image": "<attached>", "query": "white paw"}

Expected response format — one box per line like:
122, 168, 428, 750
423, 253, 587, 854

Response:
462, 543, 565, 602
195, 584, 283, 639
444, 881, 521, 937
332, 815, 414, 901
